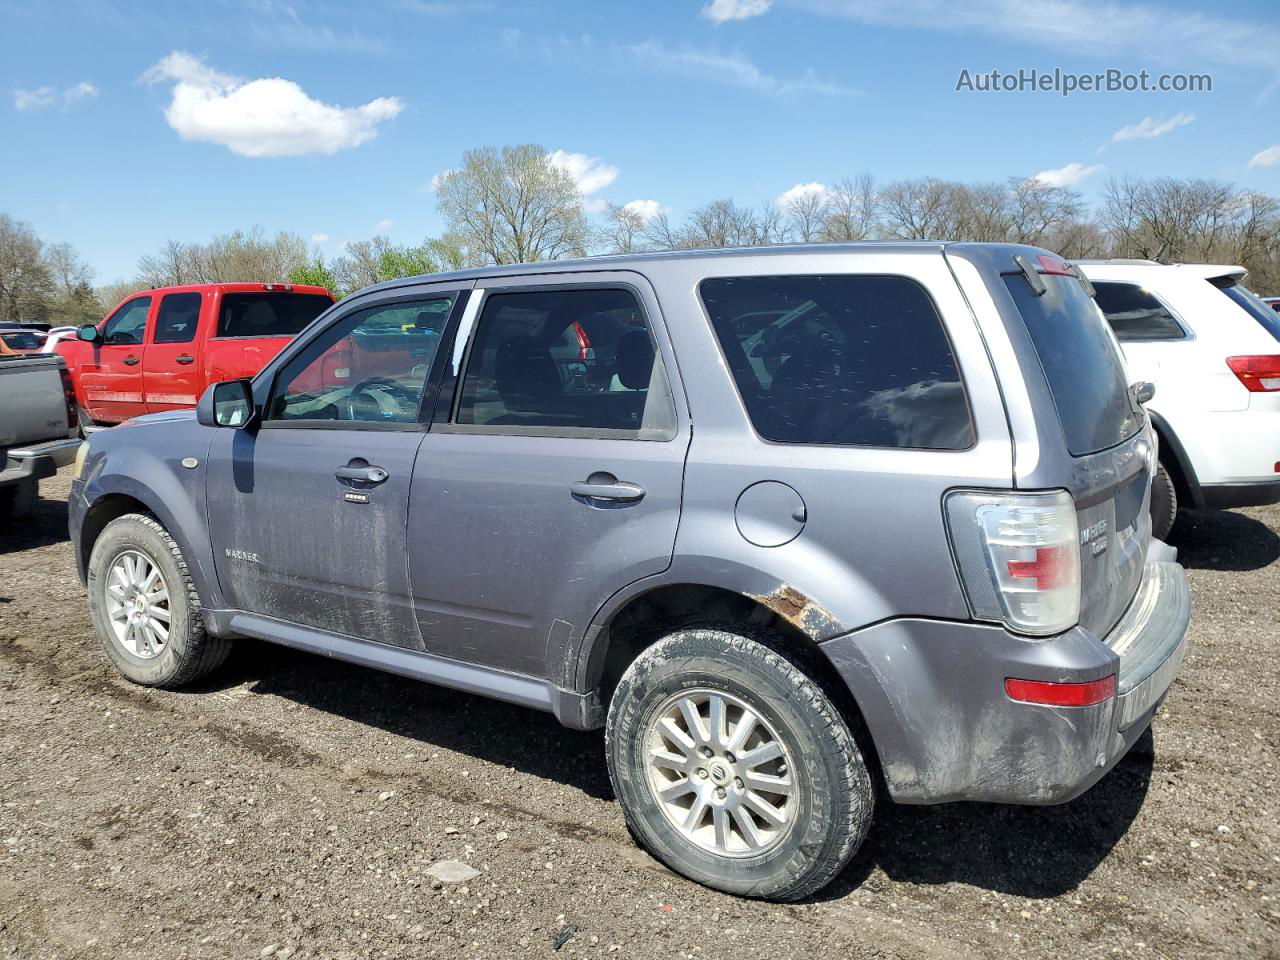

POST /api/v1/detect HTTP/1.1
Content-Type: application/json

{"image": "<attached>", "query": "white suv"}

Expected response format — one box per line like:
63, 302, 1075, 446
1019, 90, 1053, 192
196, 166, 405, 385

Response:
1080, 260, 1280, 538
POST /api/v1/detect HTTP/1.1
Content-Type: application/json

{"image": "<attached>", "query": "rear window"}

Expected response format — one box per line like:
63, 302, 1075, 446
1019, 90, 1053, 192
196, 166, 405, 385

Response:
1092, 281, 1186, 341
1212, 280, 1280, 342
216, 293, 332, 339
1003, 274, 1141, 456
700, 275, 974, 449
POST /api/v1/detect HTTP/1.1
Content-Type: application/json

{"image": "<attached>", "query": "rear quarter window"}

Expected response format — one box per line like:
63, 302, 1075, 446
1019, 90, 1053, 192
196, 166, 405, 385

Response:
1214, 281, 1280, 342
699, 275, 974, 450
1002, 273, 1141, 456
1092, 281, 1187, 341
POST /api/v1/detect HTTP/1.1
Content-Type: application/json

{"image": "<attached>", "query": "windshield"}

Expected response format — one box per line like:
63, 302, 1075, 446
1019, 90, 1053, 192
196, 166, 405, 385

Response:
0, 331, 41, 351
1212, 280, 1280, 342
1003, 273, 1142, 457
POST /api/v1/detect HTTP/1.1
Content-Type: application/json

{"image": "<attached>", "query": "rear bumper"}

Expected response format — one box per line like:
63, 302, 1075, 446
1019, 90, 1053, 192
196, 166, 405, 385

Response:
820, 560, 1191, 805
1199, 478, 1280, 510
1, 436, 79, 487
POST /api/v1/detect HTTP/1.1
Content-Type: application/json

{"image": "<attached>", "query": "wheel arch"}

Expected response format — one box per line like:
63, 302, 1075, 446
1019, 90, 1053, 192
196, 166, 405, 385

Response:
1147, 410, 1203, 509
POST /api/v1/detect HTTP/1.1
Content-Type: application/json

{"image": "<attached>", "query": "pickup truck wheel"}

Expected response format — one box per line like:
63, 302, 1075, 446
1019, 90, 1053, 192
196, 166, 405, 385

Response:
1150, 459, 1178, 541
0, 478, 38, 520
605, 627, 874, 901
86, 513, 231, 688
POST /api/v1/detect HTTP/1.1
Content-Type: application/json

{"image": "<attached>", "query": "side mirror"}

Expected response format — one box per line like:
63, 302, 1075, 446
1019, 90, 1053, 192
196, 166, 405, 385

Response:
77, 324, 100, 343
1132, 381, 1156, 405
197, 379, 256, 428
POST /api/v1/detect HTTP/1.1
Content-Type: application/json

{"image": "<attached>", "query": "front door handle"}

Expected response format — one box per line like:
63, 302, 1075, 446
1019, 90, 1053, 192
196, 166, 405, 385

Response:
122, 356, 140, 366
571, 473, 646, 503
175, 355, 195, 365
336, 464, 389, 484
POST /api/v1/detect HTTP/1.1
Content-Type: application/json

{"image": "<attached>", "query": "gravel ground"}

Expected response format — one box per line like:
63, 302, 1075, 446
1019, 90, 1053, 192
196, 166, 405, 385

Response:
1, 470, 1277, 960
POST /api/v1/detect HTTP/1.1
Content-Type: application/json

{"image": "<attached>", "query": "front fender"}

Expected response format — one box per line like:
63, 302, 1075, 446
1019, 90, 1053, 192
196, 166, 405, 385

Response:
78, 427, 222, 610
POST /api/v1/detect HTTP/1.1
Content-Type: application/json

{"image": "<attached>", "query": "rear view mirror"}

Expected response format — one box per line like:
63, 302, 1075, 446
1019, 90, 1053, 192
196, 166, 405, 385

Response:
77, 324, 100, 343
197, 380, 256, 428
1132, 381, 1156, 405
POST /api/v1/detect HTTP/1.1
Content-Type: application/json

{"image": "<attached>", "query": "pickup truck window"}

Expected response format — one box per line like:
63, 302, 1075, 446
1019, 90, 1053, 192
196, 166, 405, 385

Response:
154, 292, 202, 344
700, 275, 974, 450
265, 296, 454, 425
216, 293, 332, 339
454, 287, 675, 438
101, 297, 152, 346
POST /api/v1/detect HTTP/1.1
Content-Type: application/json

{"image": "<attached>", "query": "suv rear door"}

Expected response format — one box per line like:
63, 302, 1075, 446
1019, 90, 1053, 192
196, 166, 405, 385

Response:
409, 273, 690, 680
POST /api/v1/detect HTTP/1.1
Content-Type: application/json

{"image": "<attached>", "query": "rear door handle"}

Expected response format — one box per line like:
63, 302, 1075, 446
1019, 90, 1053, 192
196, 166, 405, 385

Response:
122, 356, 140, 366
175, 355, 195, 365
336, 464, 389, 484
571, 473, 646, 503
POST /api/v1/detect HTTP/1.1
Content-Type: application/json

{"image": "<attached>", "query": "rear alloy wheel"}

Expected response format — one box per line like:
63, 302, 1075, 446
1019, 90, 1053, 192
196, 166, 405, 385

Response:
606, 626, 874, 901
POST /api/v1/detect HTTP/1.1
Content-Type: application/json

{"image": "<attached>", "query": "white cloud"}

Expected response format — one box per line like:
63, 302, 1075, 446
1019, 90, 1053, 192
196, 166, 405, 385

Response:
776, 181, 829, 207
548, 150, 619, 195
1250, 145, 1280, 168
310, 233, 330, 245
703, 0, 772, 23
372, 219, 394, 235
623, 199, 665, 221
1112, 112, 1194, 142
142, 51, 403, 158
627, 40, 855, 96
793, 0, 1279, 74
1033, 162, 1105, 187
14, 81, 97, 111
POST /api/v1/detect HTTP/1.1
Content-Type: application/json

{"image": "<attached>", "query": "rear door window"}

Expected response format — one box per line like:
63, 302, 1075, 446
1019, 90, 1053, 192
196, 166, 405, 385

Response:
217, 293, 332, 339
1212, 280, 1280, 342
699, 275, 974, 449
153, 292, 202, 344
454, 287, 675, 438
1092, 281, 1186, 341
1002, 274, 1141, 456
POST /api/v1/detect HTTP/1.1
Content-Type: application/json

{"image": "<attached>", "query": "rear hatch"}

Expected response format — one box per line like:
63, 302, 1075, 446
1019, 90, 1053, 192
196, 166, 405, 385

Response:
1001, 259, 1152, 639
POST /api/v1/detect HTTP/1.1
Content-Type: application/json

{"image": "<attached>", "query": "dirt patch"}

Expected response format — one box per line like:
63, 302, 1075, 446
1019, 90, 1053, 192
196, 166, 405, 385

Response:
0, 470, 1277, 959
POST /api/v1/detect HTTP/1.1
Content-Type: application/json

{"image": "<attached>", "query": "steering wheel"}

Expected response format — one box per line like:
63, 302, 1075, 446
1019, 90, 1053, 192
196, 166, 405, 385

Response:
344, 376, 420, 420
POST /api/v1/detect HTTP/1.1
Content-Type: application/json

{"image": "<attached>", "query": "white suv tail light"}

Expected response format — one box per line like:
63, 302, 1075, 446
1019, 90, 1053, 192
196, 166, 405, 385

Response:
944, 490, 1081, 637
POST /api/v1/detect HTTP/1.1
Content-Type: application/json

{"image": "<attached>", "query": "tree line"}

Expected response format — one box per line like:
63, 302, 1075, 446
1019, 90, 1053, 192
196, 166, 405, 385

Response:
2, 142, 1278, 326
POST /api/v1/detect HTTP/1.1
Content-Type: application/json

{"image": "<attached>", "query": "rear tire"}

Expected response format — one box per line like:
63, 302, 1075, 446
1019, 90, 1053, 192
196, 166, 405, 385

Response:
0, 478, 38, 520
87, 513, 231, 688
605, 626, 874, 901
1150, 459, 1178, 541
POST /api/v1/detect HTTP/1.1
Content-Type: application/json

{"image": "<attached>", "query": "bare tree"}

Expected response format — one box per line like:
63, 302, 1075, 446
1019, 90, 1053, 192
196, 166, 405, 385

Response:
1007, 178, 1084, 246
821, 175, 878, 241
435, 144, 590, 264
600, 203, 647, 255
643, 210, 681, 251
782, 188, 828, 242
878, 178, 967, 240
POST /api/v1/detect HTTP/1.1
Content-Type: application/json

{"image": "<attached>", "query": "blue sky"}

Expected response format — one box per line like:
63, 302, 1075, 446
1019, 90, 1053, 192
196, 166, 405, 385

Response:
2, 0, 1279, 282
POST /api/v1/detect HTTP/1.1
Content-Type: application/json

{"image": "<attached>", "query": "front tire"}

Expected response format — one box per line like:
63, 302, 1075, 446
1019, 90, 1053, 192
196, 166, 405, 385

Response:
86, 513, 231, 688
605, 627, 874, 901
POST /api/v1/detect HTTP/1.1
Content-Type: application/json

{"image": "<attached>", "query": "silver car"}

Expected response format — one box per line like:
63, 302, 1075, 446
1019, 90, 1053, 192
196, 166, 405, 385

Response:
69, 242, 1191, 900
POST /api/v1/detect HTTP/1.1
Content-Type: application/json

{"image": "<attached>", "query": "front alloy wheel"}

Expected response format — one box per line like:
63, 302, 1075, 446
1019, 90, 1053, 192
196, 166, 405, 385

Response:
103, 549, 172, 659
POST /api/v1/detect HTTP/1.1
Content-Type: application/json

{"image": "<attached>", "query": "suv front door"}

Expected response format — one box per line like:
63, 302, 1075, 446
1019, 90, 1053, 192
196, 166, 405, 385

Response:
410, 274, 691, 680
205, 284, 468, 646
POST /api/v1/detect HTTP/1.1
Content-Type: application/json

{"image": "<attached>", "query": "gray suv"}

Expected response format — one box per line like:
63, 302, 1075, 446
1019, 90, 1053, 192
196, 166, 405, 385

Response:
68, 243, 1191, 900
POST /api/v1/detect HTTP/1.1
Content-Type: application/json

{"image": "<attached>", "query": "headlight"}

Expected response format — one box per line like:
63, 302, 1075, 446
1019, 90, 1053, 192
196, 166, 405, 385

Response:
72, 441, 90, 480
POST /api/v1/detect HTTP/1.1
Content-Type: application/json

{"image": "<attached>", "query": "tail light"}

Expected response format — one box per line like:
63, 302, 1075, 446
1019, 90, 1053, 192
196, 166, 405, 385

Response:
59, 366, 79, 431
945, 490, 1081, 636
1226, 355, 1280, 392
572, 321, 594, 361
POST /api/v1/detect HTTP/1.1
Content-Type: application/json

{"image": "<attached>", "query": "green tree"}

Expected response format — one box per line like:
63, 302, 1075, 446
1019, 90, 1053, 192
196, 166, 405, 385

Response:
288, 259, 339, 295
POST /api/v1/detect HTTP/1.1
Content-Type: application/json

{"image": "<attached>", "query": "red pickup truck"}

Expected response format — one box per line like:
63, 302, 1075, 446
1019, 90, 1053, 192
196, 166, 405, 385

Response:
57, 283, 334, 426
